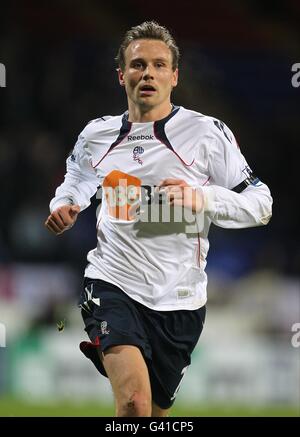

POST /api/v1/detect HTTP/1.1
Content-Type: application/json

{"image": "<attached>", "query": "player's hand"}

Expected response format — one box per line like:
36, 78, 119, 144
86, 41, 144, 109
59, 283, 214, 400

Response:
44, 204, 81, 235
158, 179, 204, 213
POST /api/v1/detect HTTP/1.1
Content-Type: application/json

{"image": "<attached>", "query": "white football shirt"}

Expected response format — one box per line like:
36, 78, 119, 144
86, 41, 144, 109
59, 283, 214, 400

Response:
50, 106, 272, 310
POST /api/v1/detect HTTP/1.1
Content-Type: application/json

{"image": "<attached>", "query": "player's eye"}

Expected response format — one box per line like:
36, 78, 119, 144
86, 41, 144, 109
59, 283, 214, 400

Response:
131, 62, 143, 69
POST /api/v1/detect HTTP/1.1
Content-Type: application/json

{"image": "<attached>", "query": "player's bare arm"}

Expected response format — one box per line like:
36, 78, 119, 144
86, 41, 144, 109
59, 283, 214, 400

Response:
159, 178, 204, 213
45, 204, 80, 235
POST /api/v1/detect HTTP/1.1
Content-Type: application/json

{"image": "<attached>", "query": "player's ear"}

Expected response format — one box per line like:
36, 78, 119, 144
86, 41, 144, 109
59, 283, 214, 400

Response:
172, 68, 178, 88
117, 68, 126, 87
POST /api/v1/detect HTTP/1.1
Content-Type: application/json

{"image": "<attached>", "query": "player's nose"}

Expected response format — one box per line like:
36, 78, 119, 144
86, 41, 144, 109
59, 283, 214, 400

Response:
142, 65, 154, 80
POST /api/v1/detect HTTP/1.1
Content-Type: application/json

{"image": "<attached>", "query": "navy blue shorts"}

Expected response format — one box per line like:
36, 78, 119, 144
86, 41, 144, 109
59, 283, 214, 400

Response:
79, 278, 206, 409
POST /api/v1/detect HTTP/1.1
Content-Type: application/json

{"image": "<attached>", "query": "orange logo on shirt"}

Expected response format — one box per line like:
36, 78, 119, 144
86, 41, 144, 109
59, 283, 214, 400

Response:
103, 170, 141, 220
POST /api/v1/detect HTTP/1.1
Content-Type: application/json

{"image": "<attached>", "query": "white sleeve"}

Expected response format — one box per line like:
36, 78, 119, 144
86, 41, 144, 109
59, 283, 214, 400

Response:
49, 133, 99, 213
201, 120, 272, 228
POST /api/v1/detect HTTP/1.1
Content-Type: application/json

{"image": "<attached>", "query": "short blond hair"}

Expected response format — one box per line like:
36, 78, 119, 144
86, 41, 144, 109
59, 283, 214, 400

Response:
116, 21, 180, 71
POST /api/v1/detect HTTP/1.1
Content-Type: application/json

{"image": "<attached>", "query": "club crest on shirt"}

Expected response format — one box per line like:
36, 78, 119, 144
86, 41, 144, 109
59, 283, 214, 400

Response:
133, 146, 144, 165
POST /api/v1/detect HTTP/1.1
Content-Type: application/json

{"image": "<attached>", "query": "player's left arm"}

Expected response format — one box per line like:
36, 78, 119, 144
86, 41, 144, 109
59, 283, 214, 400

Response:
199, 120, 272, 229
159, 120, 272, 229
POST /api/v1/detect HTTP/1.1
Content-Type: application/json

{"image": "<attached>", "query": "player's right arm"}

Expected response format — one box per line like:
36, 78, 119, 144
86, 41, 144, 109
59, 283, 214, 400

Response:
45, 132, 99, 235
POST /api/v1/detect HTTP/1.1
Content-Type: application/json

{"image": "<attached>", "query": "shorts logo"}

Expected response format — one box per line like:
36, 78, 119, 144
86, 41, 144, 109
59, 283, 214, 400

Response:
133, 146, 144, 165
84, 284, 100, 307
100, 321, 110, 335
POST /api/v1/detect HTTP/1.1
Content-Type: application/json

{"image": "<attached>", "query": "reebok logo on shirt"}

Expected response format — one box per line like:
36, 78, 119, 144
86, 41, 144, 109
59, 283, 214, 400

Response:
128, 134, 154, 141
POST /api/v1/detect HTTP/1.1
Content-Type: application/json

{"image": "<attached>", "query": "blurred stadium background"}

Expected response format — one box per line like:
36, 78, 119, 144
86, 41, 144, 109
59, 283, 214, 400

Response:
0, 0, 299, 416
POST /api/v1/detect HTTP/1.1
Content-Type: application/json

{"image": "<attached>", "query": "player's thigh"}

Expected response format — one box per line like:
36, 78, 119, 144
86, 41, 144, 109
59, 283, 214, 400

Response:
99, 345, 151, 399
152, 402, 170, 417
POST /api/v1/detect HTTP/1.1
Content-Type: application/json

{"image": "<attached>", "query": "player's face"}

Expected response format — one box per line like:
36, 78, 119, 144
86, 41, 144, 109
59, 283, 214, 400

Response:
118, 39, 178, 114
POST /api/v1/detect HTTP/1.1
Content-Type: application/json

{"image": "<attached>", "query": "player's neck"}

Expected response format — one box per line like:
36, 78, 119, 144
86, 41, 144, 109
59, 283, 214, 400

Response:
128, 101, 173, 123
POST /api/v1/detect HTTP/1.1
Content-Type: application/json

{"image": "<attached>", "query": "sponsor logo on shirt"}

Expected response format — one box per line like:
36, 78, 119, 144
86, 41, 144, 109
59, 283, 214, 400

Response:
103, 170, 142, 220
128, 134, 153, 141
101, 170, 204, 232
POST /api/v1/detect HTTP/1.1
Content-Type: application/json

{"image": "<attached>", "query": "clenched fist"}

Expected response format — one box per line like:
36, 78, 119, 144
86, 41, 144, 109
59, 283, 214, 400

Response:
158, 179, 204, 213
45, 204, 80, 235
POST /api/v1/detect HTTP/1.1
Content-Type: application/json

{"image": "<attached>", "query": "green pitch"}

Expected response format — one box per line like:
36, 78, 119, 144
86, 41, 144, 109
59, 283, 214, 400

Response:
0, 398, 299, 417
